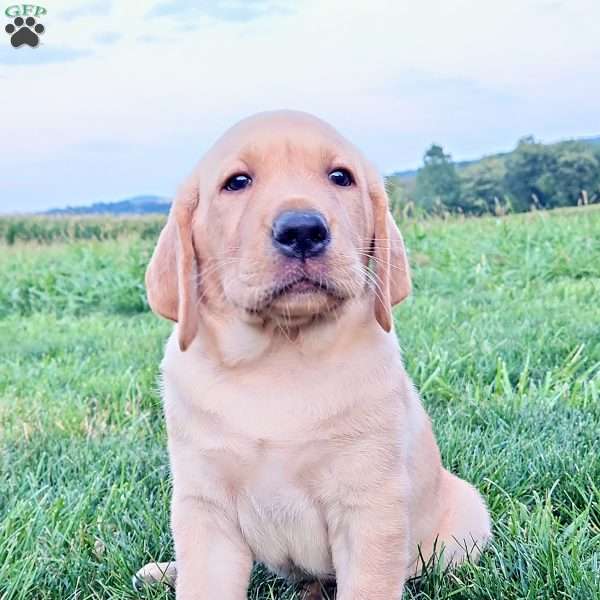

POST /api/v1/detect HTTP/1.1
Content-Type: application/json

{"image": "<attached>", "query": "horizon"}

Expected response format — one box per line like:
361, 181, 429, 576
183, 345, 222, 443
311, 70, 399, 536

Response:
2, 0, 599, 212
2, 130, 599, 215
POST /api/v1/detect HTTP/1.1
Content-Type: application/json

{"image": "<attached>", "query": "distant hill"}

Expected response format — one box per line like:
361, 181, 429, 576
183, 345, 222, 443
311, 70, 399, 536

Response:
583, 135, 600, 146
45, 195, 171, 215
390, 135, 600, 181
390, 168, 418, 182
42, 134, 600, 214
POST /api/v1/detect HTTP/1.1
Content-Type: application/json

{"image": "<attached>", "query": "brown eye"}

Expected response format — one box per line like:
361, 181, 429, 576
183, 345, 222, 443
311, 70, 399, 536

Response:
224, 173, 252, 191
329, 168, 354, 187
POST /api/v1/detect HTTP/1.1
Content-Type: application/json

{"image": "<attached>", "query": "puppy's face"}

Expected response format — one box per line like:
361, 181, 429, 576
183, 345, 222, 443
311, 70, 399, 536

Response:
146, 111, 411, 350
195, 113, 372, 327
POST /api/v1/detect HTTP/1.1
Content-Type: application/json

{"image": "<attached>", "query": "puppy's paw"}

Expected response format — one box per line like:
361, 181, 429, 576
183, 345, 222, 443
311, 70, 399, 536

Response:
300, 582, 323, 600
132, 561, 177, 590
300, 581, 336, 600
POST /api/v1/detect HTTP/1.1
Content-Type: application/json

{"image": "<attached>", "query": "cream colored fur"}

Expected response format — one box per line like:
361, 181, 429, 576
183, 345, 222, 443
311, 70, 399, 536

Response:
135, 111, 491, 599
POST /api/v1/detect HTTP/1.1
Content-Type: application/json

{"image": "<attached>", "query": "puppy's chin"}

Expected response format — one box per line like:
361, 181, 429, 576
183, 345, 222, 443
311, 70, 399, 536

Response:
269, 289, 343, 324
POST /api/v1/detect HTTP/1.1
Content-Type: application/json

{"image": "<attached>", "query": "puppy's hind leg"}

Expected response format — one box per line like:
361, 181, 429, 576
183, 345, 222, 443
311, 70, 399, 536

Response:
133, 561, 177, 590
436, 471, 491, 566
411, 470, 491, 576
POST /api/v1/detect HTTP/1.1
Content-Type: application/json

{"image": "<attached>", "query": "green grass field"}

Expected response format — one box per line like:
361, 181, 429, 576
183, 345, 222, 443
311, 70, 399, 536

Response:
1, 208, 599, 599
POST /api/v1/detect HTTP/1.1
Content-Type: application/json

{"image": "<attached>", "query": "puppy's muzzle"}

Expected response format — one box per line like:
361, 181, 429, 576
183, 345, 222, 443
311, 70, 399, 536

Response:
272, 211, 330, 260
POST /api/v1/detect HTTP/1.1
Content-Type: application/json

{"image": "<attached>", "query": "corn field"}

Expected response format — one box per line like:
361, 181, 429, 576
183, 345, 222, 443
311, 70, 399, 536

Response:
0, 216, 167, 245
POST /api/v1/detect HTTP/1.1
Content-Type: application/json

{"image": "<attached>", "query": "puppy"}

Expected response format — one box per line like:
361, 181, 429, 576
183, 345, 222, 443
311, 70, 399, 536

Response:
136, 111, 491, 599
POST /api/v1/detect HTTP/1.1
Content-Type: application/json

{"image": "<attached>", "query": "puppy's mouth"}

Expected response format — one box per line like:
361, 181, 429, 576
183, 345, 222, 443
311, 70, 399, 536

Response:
271, 276, 337, 299
246, 274, 347, 316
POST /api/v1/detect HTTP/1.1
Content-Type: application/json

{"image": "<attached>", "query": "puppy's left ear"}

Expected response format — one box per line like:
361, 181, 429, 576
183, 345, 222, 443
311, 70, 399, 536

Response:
368, 169, 412, 332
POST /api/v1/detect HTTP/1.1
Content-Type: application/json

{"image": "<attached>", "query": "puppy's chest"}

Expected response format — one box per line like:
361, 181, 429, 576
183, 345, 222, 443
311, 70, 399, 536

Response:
236, 448, 333, 579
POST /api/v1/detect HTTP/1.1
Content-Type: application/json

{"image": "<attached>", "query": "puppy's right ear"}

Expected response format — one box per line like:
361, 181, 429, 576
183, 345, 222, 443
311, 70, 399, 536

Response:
145, 177, 200, 351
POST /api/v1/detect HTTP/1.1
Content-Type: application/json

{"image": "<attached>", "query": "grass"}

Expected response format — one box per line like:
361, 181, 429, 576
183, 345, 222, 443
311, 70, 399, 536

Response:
1, 208, 599, 599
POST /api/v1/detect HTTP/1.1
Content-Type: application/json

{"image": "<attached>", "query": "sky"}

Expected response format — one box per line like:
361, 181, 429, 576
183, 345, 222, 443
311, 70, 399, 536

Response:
1, 0, 599, 212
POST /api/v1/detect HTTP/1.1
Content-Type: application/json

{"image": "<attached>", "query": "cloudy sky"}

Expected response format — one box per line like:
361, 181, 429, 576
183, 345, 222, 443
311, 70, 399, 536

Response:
1, 0, 599, 212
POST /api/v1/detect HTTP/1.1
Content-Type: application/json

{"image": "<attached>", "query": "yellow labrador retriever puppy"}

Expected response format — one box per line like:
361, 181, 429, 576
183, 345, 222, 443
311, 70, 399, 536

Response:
136, 111, 491, 599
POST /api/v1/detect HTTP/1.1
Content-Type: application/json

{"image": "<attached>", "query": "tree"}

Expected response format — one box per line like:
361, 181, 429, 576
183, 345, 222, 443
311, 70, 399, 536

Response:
414, 144, 461, 211
460, 157, 507, 214
409, 136, 599, 216
537, 143, 600, 207
385, 176, 416, 221
504, 138, 600, 209
504, 137, 555, 210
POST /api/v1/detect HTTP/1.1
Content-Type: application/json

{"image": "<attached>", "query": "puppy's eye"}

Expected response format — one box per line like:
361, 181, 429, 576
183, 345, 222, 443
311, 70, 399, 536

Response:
328, 168, 354, 187
223, 173, 252, 192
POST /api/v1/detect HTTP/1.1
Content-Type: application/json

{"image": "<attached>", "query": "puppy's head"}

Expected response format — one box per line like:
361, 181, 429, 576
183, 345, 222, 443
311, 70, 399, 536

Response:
146, 111, 411, 350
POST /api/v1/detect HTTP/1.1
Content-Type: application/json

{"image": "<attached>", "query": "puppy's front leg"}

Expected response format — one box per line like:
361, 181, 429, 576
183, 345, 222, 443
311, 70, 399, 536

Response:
172, 495, 252, 600
329, 498, 408, 600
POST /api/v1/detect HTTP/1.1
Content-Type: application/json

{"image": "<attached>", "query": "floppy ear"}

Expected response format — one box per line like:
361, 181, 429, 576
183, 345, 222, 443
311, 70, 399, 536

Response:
145, 178, 200, 351
368, 172, 412, 332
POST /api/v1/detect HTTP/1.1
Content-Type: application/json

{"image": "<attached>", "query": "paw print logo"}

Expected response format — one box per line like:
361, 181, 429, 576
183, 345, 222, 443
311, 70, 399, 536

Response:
5, 16, 45, 48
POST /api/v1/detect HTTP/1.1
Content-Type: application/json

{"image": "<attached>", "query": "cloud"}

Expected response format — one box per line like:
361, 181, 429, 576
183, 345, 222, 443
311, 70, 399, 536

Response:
59, 0, 113, 21
1, 0, 599, 211
94, 31, 121, 45
136, 34, 161, 43
0, 45, 92, 65
75, 139, 129, 152
147, 0, 291, 22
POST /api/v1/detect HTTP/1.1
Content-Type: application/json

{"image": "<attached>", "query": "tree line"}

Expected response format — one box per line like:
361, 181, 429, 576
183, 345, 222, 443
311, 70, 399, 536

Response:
386, 136, 600, 218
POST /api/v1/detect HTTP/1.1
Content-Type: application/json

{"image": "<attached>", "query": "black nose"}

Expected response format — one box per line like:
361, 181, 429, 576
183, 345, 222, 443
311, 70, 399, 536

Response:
272, 211, 330, 259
